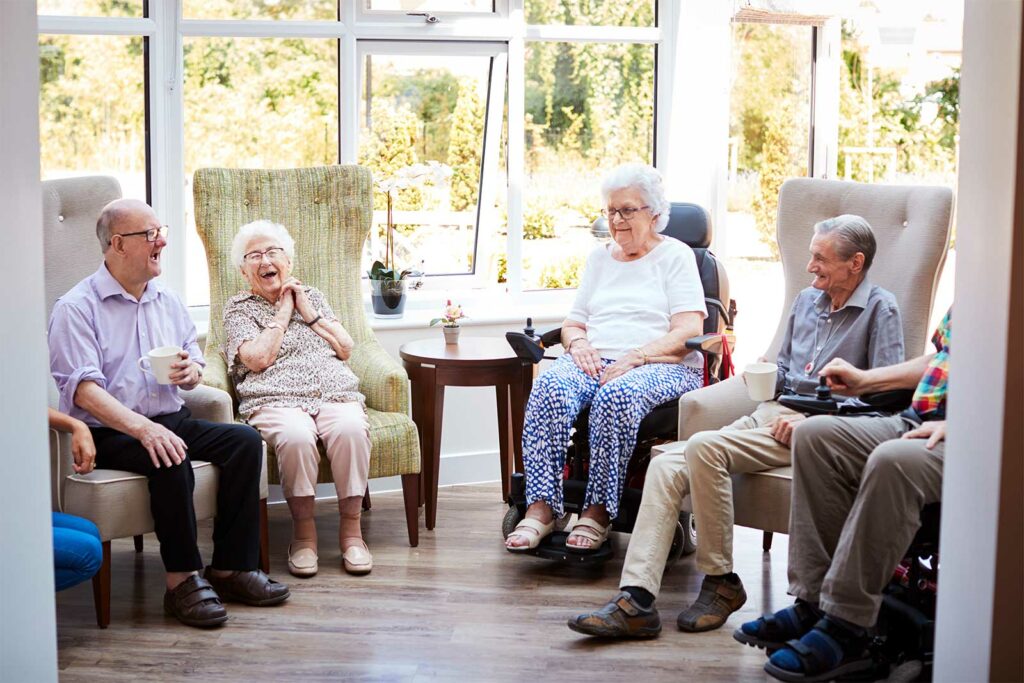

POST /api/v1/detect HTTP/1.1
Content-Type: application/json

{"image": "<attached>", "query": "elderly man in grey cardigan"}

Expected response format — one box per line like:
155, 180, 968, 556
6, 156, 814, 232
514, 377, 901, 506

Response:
570, 214, 906, 639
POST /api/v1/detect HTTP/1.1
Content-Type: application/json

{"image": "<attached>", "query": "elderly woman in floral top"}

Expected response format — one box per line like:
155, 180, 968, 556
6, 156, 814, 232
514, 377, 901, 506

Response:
223, 220, 371, 578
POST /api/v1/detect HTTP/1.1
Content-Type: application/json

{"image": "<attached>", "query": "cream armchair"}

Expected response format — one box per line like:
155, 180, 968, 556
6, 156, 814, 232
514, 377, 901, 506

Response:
43, 176, 269, 628
675, 177, 954, 549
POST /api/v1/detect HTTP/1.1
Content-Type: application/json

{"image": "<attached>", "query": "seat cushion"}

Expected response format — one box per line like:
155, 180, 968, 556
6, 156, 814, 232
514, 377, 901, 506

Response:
731, 467, 793, 535
62, 462, 219, 542
61, 446, 270, 542
263, 408, 421, 485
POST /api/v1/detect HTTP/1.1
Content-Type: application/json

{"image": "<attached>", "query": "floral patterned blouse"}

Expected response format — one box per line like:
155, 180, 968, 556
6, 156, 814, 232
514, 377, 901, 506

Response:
223, 286, 364, 419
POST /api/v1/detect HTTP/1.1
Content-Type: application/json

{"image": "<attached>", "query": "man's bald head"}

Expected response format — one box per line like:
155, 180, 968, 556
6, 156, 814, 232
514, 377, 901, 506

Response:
96, 198, 156, 252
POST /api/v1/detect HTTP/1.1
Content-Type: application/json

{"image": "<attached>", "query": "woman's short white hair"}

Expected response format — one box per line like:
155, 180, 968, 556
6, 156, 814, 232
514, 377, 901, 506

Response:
600, 163, 672, 233
231, 220, 296, 268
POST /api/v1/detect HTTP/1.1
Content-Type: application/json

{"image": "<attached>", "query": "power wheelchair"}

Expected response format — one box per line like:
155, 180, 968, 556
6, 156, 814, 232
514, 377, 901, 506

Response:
779, 381, 941, 681
502, 202, 736, 563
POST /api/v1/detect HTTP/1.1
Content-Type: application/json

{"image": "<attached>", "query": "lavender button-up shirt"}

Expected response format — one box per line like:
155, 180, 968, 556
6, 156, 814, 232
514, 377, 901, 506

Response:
48, 263, 205, 427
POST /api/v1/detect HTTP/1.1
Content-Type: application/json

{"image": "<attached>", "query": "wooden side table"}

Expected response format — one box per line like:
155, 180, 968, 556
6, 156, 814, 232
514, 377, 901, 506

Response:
400, 337, 533, 530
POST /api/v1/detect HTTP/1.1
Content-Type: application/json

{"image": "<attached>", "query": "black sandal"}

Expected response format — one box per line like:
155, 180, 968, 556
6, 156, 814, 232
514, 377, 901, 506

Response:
734, 600, 821, 651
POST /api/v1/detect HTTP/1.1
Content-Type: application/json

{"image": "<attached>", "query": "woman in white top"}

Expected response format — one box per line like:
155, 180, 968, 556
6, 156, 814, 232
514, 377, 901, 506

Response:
506, 164, 708, 554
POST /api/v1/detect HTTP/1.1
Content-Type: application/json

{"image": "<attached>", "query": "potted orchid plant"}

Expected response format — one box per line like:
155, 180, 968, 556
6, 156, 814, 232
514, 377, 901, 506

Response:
369, 161, 453, 318
430, 299, 467, 345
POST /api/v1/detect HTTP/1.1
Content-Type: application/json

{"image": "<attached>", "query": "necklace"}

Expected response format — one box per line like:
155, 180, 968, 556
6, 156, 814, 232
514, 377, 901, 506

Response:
804, 311, 846, 375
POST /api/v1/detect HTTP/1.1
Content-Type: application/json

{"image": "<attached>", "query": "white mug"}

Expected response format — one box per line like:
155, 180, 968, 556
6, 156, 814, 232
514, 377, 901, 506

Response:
743, 362, 778, 402
138, 346, 183, 385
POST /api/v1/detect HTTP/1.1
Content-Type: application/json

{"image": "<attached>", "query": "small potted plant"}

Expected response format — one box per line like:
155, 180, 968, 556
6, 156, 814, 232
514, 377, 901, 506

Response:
430, 299, 467, 345
369, 162, 452, 318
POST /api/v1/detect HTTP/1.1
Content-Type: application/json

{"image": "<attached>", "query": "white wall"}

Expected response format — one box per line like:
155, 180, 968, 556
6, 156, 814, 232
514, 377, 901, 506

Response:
934, 0, 1021, 680
0, 1, 58, 681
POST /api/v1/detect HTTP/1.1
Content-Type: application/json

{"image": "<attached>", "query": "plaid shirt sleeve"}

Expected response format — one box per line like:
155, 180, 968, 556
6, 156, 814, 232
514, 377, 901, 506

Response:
911, 309, 951, 418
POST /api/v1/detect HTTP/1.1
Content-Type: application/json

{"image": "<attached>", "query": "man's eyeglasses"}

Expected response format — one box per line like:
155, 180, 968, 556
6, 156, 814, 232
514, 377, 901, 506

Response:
601, 206, 650, 222
243, 247, 286, 264
111, 225, 168, 243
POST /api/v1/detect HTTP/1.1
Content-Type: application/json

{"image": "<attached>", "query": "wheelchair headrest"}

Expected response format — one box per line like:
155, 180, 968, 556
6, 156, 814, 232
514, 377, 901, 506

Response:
663, 202, 712, 248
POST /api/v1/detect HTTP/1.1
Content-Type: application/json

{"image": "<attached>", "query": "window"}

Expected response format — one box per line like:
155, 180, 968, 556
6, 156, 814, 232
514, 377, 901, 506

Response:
526, 0, 655, 27
183, 0, 337, 21
726, 21, 814, 261
358, 44, 504, 284
183, 37, 340, 306
522, 41, 656, 289
34, 2, 677, 310
38, 34, 148, 201
38, 0, 143, 17
365, 0, 495, 13
838, 15, 960, 188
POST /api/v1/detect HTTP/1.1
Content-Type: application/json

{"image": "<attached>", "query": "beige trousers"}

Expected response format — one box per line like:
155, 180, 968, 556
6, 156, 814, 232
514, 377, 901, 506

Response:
788, 414, 944, 627
620, 401, 797, 596
248, 403, 371, 500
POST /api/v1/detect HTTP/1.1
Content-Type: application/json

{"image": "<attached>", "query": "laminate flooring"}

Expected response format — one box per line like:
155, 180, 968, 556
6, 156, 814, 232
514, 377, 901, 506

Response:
55, 483, 790, 682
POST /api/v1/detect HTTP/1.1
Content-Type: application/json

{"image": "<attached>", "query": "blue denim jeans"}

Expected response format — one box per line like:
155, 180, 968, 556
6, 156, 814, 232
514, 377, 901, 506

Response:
53, 512, 102, 591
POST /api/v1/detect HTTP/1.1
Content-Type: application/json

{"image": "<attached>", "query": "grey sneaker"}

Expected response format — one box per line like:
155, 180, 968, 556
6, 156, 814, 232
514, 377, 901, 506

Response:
568, 591, 662, 638
677, 574, 747, 633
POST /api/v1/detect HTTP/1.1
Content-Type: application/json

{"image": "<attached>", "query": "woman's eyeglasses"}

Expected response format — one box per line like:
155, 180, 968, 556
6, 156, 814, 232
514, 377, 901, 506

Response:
601, 206, 650, 222
243, 247, 286, 264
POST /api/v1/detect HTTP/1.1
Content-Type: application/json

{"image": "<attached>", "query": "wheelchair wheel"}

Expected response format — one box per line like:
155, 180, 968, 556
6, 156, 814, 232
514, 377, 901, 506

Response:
501, 505, 524, 540
680, 511, 697, 556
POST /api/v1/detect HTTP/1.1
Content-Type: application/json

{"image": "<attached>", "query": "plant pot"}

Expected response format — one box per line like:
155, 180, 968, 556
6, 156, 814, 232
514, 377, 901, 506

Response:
369, 279, 407, 318
442, 326, 460, 345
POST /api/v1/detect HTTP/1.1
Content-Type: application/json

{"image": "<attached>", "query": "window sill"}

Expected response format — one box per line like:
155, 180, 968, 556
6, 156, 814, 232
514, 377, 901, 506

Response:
192, 286, 575, 338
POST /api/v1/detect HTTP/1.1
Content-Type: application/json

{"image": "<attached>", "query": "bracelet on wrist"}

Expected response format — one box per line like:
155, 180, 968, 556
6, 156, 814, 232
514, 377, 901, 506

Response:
567, 336, 586, 351
307, 314, 322, 326
634, 347, 648, 365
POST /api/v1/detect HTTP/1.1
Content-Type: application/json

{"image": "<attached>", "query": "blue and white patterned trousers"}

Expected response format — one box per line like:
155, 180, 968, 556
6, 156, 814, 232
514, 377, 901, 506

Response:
522, 354, 704, 519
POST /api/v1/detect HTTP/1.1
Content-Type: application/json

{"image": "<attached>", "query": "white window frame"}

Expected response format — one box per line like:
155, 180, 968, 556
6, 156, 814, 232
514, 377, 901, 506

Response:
356, 0, 509, 24
36, 1, 697, 318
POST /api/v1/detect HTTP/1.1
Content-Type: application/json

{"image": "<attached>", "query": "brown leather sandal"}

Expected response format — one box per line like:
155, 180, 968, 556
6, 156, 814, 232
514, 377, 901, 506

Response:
163, 575, 228, 628
202, 568, 291, 606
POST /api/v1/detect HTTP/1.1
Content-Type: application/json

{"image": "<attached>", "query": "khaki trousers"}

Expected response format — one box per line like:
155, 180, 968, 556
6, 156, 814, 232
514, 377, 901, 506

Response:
248, 402, 371, 500
788, 414, 944, 627
620, 401, 797, 596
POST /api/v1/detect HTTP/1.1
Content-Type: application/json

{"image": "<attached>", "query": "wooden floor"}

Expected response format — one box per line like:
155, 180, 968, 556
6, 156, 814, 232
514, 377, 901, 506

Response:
56, 484, 790, 682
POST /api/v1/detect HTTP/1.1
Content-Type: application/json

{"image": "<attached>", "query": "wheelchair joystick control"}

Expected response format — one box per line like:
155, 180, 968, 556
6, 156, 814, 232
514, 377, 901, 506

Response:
523, 317, 536, 339
778, 374, 840, 415
816, 375, 832, 401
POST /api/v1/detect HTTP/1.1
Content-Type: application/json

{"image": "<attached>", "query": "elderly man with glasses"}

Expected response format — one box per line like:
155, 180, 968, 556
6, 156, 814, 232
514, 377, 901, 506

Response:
48, 199, 290, 628
570, 214, 905, 639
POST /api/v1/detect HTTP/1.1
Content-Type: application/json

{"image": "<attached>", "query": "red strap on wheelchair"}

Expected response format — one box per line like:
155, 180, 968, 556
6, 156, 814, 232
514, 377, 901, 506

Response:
703, 333, 735, 387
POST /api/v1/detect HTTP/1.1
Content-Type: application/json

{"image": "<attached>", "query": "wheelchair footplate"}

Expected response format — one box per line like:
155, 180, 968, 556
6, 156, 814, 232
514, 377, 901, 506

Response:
508, 530, 615, 563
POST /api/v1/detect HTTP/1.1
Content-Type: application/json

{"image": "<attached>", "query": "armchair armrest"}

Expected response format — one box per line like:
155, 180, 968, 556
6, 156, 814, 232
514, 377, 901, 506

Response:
182, 384, 235, 424
202, 353, 231, 395
349, 341, 409, 414
677, 375, 758, 439
50, 427, 71, 511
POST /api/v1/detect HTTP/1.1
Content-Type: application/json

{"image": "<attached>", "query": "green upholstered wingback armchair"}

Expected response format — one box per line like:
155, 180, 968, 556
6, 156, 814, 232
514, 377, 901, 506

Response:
193, 165, 420, 546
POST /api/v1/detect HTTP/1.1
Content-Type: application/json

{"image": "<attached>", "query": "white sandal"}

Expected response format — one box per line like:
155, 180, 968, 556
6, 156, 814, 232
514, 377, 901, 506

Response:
566, 517, 610, 553
505, 517, 555, 552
